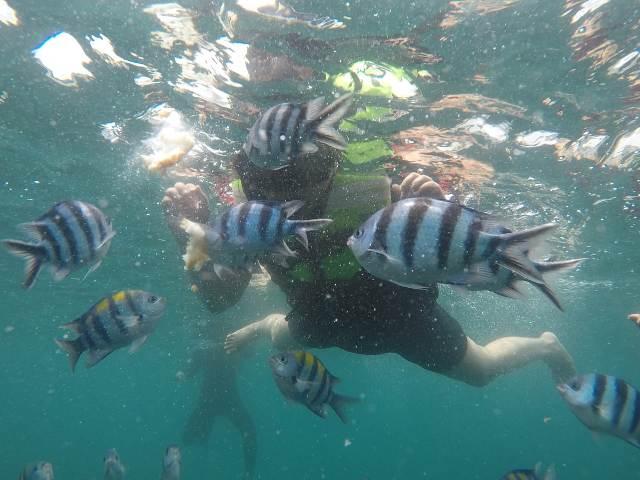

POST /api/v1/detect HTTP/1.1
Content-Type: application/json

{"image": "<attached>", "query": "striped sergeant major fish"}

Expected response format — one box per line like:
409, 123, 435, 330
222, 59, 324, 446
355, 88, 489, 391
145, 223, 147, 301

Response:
3, 200, 115, 289
501, 463, 556, 480
18, 462, 54, 480
161, 445, 181, 480
104, 448, 126, 480
348, 197, 558, 294
243, 93, 353, 170
180, 200, 331, 275
269, 351, 358, 423
558, 373, 640, 449
54, 290, 166, 372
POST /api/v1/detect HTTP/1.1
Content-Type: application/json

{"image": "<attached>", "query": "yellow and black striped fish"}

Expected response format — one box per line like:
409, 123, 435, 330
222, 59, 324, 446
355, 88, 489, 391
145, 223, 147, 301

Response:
269, 350, 358, 423
55, 290, 166, 372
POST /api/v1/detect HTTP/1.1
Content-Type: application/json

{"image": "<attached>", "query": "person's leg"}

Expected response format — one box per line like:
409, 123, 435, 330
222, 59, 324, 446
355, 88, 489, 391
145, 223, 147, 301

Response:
447, 332, 576, 387
225, 313, 298, 353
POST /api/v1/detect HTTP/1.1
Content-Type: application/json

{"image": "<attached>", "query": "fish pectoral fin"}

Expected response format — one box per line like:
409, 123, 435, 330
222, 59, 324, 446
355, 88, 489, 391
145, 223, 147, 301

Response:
85, 348, 114, 368
128, 335, 149, 354
116, 315, 141, 329
295, 378, 314, 393
366, 248, 403, 267
53, 267, 71, 281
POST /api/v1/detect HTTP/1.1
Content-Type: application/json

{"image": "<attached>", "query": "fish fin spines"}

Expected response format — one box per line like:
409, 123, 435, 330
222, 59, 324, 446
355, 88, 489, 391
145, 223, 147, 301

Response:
54, 337, 84, 373
533, 282, 564, 311
2, 239, 46, 289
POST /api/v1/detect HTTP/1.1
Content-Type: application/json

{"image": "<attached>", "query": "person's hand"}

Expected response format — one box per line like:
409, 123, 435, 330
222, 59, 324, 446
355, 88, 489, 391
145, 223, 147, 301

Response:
162, 182, 210, 224
391, 172, 445, 202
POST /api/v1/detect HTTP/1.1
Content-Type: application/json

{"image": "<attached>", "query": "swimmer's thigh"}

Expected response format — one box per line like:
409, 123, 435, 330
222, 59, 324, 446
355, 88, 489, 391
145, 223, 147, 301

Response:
395, 304, 468, 373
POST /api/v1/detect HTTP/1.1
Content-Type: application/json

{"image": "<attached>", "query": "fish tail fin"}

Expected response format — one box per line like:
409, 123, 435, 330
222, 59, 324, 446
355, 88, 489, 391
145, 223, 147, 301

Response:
291, 218, 333, 250
534, 258, 585, 274
307, 93, 353, 151
530, 258, 585, 311
54, 337, 84, 373
494, 223, 557, 284
2, 239, 46, 289
329, 393, 360, 424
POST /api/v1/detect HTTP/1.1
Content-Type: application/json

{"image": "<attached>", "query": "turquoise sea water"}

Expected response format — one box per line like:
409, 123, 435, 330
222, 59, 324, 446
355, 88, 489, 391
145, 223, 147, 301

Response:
2, 0, 640, 478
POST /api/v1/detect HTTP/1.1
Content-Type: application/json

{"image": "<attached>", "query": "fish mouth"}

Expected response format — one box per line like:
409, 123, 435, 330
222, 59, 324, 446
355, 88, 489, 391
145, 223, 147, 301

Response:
346, 236, 354, 247
555, 384, 568, 395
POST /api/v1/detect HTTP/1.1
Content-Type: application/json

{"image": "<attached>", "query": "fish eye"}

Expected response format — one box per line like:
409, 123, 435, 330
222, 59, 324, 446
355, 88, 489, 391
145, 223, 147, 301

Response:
570, 379, 581, 390
148, 295, 159, 303
354, 228, 364, 239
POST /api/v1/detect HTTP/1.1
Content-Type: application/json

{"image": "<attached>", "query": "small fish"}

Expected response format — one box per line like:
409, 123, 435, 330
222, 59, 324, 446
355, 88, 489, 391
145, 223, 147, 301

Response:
243, 94, 352, 170
501, 462, 556, 480
161, 445, 181, 480
55, 290, 166, 372
180, 200, 332, 275
3, 201, 115, 289
269, 351, 358, 423
348, 197, 557, 293
104, 448, 125, 480
19, 462, 54, 480
558, 373, 640, 449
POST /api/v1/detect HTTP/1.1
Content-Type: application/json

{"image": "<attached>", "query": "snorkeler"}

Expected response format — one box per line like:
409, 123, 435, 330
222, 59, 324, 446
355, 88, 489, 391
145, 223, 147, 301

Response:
162, 95, 577, 390
162, 186, 256, 480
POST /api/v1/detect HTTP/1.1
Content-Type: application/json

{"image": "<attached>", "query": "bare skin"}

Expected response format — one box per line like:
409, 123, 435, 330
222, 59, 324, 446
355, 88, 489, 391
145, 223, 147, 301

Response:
224, 172, 577, 386
162, 183, 255, 480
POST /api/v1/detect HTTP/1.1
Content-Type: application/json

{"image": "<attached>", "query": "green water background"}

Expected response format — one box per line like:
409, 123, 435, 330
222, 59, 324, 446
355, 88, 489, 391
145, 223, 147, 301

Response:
1, 0, 640, 478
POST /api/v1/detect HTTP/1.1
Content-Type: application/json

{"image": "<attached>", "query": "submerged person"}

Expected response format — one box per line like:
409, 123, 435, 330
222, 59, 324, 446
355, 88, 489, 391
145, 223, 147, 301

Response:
164, 96, 576, 418
162, 188, 256, 480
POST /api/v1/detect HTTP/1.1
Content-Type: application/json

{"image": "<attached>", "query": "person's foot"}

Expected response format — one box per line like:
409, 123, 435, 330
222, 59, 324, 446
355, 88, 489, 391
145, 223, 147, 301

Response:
224, 323, 261, 354
540, 331, 577, 385
162, 182, 210, 238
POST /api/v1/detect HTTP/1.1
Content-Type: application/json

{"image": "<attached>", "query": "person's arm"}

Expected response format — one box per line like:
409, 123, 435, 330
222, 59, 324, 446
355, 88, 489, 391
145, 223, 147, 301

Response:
162, 182, 250, 314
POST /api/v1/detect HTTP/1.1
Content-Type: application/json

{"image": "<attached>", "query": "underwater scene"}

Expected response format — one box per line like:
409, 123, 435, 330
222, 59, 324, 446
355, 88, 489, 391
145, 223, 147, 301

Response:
2, 0, 640, 478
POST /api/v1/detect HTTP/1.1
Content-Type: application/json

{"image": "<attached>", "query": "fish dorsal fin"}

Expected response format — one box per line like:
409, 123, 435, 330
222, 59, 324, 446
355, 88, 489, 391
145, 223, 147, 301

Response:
128, 335, 149, 354
85, 348, 114, 368
304, 96, 325, 122
281, 200, 304, 218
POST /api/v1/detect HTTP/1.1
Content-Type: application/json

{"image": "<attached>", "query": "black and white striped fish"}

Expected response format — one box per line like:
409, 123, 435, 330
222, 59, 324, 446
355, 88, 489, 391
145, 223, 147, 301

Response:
104, 448, 126, 480
3, 200, 115, 289
180, 200, 331, 276
269, 351, 358, 423
54, 290, 166, 372
348, 197, 558, 293
558, 373, 640, 449
161, 446, 181, 480
243, 93, 353, 170
18, 462, 54, 480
